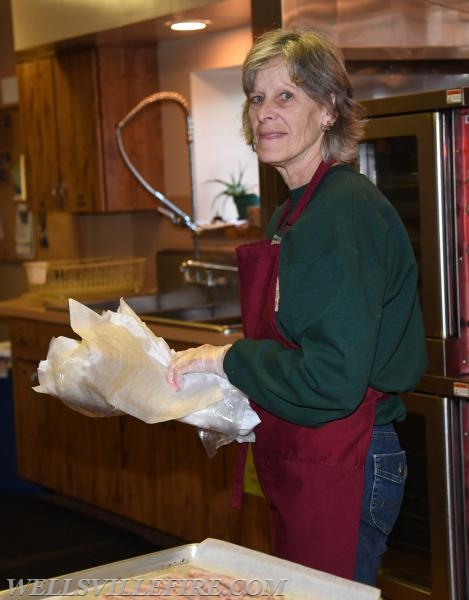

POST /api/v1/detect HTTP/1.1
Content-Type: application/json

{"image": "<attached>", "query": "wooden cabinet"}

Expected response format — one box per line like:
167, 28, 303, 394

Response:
17, 46, 165, 213
9, 317, 272, 552
0, 106, 27, 261
17, 58, 58, 211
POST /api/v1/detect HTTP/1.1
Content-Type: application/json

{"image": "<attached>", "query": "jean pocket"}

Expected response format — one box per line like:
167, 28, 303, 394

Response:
370, 450, 407, 535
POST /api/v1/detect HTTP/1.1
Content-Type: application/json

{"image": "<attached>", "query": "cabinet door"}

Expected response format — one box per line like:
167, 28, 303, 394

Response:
97, 45, 165, 212
54, 49, 104, 212
9, 319, 272, 549
13, 358, 124, 507
18, 46, 164, 214
17, 58, 60, 211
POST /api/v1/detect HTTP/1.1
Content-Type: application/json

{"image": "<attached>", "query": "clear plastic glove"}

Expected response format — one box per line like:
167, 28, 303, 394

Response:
167, 344, 231, 390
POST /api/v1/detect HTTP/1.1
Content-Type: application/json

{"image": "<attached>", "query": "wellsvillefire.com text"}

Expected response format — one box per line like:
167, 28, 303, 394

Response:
7, 577, 288, 598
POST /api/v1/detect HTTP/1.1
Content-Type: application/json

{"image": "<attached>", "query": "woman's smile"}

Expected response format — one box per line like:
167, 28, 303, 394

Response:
257, 129, 287, 141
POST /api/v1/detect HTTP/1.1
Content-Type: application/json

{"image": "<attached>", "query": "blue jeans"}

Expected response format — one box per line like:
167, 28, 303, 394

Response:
354, 423, 407, 586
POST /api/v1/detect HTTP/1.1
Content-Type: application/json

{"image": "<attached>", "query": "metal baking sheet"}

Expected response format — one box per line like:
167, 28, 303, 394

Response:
1, 538, 381, 600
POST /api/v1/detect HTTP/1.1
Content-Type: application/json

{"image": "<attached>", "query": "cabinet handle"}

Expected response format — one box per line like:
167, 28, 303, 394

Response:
76, 193, 86, 208
17, 336, 28, 348
51, 183, 63, 210
59, 181, 68, 210
51, 181, 66, 210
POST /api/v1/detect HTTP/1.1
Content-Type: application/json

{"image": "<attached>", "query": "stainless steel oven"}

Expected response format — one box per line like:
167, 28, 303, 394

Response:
358, 88, 469, 600
359, 89, 469, 377
378, 392, 466, 600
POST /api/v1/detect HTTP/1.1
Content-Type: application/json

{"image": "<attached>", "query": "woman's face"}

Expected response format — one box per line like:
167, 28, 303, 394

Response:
248, 59, 328, 187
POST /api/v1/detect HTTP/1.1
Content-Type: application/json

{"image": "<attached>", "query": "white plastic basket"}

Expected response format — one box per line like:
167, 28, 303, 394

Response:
24, 257, 146, 298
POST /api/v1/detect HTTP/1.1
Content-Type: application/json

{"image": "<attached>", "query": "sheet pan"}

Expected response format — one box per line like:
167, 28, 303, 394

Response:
1, 538, 381, 600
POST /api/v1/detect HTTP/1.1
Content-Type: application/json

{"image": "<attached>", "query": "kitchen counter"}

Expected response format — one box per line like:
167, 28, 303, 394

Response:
0, 293, 244, 346
0, 293, 270, 555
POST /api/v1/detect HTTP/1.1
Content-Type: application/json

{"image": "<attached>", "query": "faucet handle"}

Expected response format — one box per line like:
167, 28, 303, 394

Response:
180, 259, 237, 288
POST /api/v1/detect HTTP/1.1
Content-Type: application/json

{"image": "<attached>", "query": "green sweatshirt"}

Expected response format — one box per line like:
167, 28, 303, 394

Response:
224, 164, 427, 427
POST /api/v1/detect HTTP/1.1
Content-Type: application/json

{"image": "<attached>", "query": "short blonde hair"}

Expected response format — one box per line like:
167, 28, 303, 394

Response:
242, 28, 366, 163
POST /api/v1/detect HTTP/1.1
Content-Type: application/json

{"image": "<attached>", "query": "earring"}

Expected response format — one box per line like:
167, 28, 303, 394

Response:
321, 121, 333, 132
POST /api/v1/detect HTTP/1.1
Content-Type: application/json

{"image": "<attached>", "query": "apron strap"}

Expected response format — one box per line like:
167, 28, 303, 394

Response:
231, 443, 249, 510
276, 160, 334, 234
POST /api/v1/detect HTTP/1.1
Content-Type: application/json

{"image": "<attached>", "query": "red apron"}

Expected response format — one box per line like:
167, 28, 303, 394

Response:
234, 161, 384, 580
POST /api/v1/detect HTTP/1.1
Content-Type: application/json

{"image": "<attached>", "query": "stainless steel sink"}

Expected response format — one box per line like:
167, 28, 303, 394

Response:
46, 289, 243, 335
133, 298, 243, 334
146, 304, 241, 323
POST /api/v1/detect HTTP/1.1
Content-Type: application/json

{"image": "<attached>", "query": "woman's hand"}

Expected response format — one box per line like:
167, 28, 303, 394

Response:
166, 344, 232, 390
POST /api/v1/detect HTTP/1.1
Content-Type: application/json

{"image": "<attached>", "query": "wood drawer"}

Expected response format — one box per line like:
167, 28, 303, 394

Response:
10, 318, 75, 361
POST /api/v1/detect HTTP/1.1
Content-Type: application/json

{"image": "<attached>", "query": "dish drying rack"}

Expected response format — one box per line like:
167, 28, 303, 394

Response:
25, 257, 146, 299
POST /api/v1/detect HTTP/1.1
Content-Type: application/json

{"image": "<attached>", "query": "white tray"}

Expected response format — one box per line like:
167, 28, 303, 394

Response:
1, 538, 381, 600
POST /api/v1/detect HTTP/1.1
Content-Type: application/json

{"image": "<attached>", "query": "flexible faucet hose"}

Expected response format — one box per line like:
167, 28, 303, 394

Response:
115, 91, 198, 233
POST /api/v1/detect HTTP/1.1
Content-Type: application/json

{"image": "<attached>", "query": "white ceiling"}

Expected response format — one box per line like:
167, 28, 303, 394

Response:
11, 0, 251, 53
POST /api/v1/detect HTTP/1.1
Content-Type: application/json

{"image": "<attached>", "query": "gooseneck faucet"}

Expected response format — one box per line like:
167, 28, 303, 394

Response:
116, 91, 237, 285
115, 91, 199, 235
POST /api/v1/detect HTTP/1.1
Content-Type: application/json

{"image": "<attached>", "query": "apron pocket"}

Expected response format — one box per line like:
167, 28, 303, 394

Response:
370, 450, 407, 535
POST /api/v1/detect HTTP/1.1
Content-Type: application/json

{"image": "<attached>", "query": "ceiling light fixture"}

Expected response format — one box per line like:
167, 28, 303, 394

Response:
169, 20, 210, 31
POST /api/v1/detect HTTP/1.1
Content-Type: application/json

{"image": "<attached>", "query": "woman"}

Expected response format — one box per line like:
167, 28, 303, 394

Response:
167, 28, 427, 585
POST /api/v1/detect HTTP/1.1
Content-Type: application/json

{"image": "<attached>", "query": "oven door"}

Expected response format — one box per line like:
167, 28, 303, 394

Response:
358, 111, 457, 375
378, 392, 466, 600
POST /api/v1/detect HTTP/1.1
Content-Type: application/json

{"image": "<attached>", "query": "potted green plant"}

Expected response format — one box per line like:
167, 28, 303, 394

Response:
210, 167, 260, 220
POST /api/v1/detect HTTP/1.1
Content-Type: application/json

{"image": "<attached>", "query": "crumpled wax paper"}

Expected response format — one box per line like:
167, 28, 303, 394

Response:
34, 298, 260, 454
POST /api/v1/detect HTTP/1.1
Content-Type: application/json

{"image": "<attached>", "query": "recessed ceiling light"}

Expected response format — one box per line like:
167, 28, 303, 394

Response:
169, 20, 210, 31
